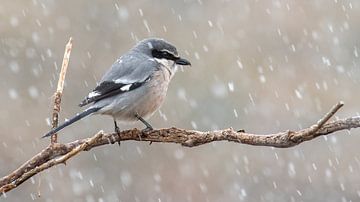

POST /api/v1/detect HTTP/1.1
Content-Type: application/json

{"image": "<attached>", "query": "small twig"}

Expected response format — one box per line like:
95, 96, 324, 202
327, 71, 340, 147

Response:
289, 101, 344, 142
312, 101, 344, 132
51, 37, 73, 144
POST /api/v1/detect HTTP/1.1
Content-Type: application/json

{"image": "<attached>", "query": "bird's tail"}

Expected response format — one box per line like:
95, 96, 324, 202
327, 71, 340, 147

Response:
42, 107, 101, 138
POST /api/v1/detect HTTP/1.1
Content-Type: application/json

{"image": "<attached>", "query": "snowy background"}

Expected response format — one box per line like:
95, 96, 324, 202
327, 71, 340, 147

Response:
1, 0, 360, 201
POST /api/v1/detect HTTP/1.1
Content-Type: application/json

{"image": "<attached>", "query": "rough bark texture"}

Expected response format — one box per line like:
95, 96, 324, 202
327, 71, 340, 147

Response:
1, 105, 359, 195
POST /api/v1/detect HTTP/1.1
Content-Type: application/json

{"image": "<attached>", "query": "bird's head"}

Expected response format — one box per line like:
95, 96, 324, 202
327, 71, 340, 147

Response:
134, 38, 191, 68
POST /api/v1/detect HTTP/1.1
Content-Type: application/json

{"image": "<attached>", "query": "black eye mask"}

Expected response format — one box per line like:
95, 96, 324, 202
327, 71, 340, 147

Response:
151, 49, 178, 61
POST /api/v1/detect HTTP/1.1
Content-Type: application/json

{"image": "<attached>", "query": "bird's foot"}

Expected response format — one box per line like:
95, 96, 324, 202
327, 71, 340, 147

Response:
138, 126, 153, 141
142, 126, 153, 133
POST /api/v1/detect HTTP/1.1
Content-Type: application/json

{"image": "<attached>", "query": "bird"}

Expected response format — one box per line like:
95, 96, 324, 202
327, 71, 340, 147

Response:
42, 38, 191, 138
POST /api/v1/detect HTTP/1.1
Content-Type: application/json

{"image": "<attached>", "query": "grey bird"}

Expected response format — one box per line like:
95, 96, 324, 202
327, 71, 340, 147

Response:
42, 38, 191, 138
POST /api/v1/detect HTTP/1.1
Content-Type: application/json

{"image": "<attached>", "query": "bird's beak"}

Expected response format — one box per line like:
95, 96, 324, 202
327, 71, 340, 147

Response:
175, 57, 191, 66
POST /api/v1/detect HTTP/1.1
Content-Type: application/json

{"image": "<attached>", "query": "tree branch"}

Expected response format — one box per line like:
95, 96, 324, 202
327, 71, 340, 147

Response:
0, 102, 359, 195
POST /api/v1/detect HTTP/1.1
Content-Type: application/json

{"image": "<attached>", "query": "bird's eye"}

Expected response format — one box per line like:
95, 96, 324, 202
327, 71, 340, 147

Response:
161, 51, 175, 59
161, 51, 170, 56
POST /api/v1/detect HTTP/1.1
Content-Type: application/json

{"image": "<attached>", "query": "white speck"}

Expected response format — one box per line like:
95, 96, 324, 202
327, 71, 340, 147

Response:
89, 179, 94, 187
158, 110, 167, 121
203, 45, 208, 52
291, 44, 296, 52
174, 149, 185, 159
248, 93, 255, 106
340, 183, 345, 191
288, 162, 296, 177
32, 32, 40, 43
322, 81, 328, 91
322, 56, 331, 66
294, 89, 303, 99
199, 183, 207, 193
191, 121, 197, 129
143, 20, 151, 33
336, 65, 345, 73
328, 24, 334, 32
45, 118, 51, 126
266, 8, 271, 15
177, 88, 187, 100
28, 86, 39, 98
153, 174, 162, 182
312, 31, 319, 40
241, 189, 247, 197
272, 181, 277, 189
296, 190, 302, 196
325, 168, 332, 178
194, 52, 200, 60
211, 82, 227, 98
120, 171, 132, 186
259, 75, 266, 83
312, 163, 317, 170
192, 30, 198, 39
48, 182, 53, 191
228, 82, 234, 92
8, 88, 18, 100
354, 46, 358, 57
285, 103, 290, 111
236, 60, 243, 69
120, 84, 132, 91
138, 9, 143, 16
116, 6, 129, 21
46, 49, 52, 57
208, 20, 213, 27
10, 16, 19, 27
233, 109, 238, 118
70, 169, 83, 180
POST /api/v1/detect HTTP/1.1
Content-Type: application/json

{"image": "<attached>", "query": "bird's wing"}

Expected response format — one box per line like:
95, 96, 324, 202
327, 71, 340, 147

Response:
79, 53, 159, 107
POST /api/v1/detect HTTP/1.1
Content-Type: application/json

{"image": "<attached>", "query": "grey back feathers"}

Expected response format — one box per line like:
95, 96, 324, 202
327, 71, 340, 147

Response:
79, 38, 180, 107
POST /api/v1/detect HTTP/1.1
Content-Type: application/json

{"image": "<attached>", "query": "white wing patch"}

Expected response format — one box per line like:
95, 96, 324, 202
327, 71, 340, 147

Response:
114, 78, 131, 84
120, 84, 132, 91
88, 91, 100, 98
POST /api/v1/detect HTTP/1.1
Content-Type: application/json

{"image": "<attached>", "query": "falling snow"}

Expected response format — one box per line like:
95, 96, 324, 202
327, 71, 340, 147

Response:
1, 1, 360, 201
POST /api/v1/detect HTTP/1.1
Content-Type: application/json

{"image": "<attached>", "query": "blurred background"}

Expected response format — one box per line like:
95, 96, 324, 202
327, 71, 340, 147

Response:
1, 0, 360, 201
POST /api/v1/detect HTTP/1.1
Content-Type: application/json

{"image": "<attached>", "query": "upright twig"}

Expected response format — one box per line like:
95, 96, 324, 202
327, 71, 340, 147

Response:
51, 37, 73, 144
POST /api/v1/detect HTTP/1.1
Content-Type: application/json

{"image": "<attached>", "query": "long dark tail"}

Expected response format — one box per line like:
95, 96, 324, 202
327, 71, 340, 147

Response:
42, 107, 101, 138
